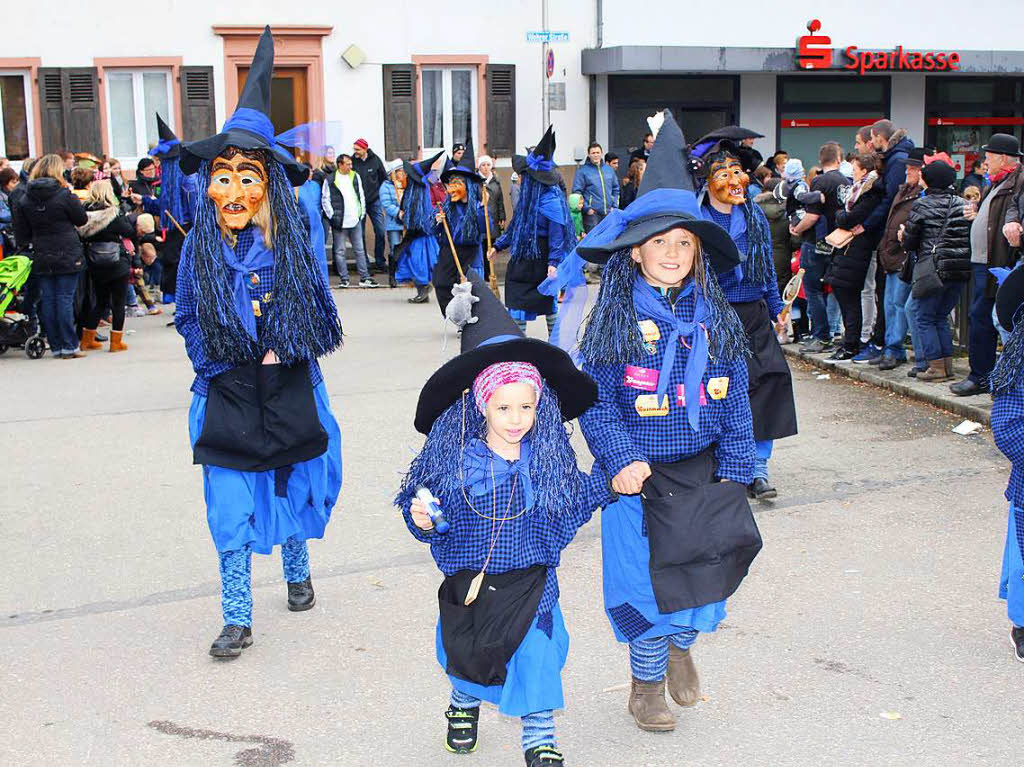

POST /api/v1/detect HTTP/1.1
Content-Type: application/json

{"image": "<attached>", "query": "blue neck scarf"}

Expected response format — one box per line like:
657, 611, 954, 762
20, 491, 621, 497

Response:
463, 437, 535, 512
220, 227, 275, 342
631, 276, 710, 432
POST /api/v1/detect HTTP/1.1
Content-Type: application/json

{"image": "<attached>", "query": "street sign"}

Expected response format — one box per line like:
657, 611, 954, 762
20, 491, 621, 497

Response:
548, 82, 566, 111
546, 50, 555, 78
526, 30, 570, 43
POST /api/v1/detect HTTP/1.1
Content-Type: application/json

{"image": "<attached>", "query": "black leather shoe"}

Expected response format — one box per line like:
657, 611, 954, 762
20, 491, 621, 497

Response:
747, 477, 777, 501
209, 624, 253, 658
408, 284, 431, 304
949, 378, 986, 396
524, 745, 564, 766
287, 577, 316, 611
1011, 626, 1024, 663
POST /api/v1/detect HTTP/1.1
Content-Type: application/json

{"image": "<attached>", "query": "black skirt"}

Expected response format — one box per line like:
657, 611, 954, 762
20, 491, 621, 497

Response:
504, 236, 555, 316
432, 241, 478, 317
732, 300, 798, 442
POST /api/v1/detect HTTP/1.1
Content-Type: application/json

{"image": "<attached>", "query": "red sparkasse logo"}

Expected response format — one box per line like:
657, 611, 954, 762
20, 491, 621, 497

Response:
797, 19, 832, 69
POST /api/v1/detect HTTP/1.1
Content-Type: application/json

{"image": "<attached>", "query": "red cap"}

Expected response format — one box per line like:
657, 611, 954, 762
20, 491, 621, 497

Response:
354, 138, 369, 150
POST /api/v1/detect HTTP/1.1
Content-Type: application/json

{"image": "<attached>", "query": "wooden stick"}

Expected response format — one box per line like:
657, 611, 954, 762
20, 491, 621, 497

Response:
163, 210, 188, 238
438, 211, 466, 283
480, 186, 499, 297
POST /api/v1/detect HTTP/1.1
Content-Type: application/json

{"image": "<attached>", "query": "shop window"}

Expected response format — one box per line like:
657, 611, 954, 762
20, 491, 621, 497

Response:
420, 66, 477, 157
105, 69, 173, 161
0, 72, 32, 160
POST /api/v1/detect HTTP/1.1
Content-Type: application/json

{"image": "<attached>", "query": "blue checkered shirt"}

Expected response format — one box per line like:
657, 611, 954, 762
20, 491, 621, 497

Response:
401, 453, 613, 618
702, 202, 784, 317
174, 230, 324, 395
579, 290, 755, 484
993, 385, 1024, 507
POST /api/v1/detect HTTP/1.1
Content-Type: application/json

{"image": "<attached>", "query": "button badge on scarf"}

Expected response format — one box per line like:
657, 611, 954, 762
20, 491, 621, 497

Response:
251, 299, 262, 317
638, 319, 661, 343
644, 341, 658, 355
634, 394, 670, 417
623, 365, 659, 391
250, 272, 260, 286
677, 384, 707, 407
707, 377, 729, 400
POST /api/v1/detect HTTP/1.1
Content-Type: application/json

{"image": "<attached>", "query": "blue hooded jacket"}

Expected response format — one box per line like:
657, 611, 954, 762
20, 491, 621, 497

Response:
863, 130, 914, 236
572, 158, 619, 215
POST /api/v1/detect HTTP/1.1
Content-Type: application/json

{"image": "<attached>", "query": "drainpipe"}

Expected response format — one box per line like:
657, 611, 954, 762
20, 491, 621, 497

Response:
596, 0, 603, 47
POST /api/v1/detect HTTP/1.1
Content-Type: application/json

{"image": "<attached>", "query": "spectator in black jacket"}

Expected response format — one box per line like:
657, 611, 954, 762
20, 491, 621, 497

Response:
76, 179, 135, 352
11, 153, 88, 358
899, 157, 971, 382
829, 152, 885, 360
629, 132, 654, 164
352, 139, 388, 272
477, 154, 506, 230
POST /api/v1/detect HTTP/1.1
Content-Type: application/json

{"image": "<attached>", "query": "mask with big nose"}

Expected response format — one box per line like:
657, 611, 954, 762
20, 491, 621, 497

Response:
707, 153, 749, 207
207, 149, 268, 230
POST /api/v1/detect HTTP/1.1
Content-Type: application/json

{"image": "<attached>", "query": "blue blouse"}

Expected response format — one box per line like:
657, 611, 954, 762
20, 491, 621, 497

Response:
701, 202, 784, 317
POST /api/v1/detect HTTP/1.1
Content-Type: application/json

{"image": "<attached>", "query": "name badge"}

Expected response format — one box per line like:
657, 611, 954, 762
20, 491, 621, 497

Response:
676, 384, 707, 407
634, 394, 670, 417
707, 377, 729, 400
251, 299, 262, 317
623, 365, 659, 392
638, 319, 661, 343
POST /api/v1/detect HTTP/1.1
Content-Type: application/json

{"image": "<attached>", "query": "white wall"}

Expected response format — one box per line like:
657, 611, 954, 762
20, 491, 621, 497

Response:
889, 74, 927, 145
739, 74, 778, 157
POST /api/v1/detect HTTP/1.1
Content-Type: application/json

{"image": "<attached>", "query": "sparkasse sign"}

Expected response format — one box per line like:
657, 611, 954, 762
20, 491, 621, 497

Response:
796, 19, 961, 74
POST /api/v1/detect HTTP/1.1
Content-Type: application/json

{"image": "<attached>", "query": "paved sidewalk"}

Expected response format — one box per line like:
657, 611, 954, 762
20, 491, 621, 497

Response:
781, 344, 993, 426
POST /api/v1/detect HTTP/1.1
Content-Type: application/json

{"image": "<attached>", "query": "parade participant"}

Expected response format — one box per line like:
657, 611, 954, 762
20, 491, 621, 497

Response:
150, 113, 198, 305
575, 110, 761, 733
394, 150, 444, 305
989, 267, 1024, 662
490, 126, 575, 338
397, 270, 611, 766
176, 27, 344, 659
692, 126, 765, 191
692, 138, 797, 501
433, 140, 490, 316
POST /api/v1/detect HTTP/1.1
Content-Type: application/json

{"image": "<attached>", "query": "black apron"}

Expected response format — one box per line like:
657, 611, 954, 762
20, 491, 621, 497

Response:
193, 361, 328, 472
160, 226, 186, 295
504, 237, 556, 316
432, 241, 478, 317
642, 447, 762, 613
438, 565, 547, 687
732, 300, 798, 442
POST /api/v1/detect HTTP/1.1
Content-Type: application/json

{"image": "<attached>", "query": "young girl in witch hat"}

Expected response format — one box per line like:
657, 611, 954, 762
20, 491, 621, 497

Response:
175, 26, 344, 658
572, 110, 762, 732
396, 270, 612, 766
991, 266, 1024, 663
490, 125, 576, 339
394, 150, 445, 304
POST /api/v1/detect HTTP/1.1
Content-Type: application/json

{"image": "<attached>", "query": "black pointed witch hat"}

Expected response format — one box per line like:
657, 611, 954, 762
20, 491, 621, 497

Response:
151, 113, 180, 159
414, 270, 597, 434
440, 138, 483, 183
512, 125, 560, 186
180, 26, 307, 185
575, 109, 740, 271
404, 150, 445, 186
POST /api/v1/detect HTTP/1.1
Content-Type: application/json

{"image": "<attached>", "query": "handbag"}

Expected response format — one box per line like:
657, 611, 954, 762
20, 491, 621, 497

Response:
87, 240, 121, 268
825, 228, 855, 249
910, 198, 952, 299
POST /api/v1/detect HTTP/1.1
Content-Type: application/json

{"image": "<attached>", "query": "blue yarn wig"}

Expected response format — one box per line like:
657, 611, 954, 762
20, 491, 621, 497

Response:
992, 306, 1024, 397
502, 176, 576, 262
402, 178, 436, 235
579, 248, 748, 366
187, 152, 343, 367
396, 386, 583, 518
156, 155, 190, 229
442, 178, 482, 244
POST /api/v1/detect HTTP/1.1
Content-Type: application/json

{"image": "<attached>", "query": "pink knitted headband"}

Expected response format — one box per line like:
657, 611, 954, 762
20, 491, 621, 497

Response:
472, 362, 544, 413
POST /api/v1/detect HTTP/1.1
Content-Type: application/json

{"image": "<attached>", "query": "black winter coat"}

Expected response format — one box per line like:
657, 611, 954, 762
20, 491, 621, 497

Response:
76, 203, 134, 283
352, 150, 387, 205
12, 178, 88, 275
901, 188, 971, 284
829, 175, 884, 290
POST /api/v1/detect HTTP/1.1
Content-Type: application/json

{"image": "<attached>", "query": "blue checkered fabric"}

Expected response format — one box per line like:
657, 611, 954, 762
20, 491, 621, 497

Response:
702, 203, 784, 317
281, 536, 310, 583
992, 385, 1024, 508
402, 461, 612, 618
175, 229, 324, 396
607, 602, 654, 642
579, 290, 755, 484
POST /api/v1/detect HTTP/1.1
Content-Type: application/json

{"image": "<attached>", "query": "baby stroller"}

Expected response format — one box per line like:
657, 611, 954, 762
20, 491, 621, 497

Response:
0, 255, 46, 359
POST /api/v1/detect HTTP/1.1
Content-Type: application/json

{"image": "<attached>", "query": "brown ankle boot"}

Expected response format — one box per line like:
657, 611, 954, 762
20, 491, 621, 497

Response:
109, 330, 128, 353
943, 357, 954, 377
916, 360, 948, 382
628, 678, 677, 732
667, 645, 701, 706
80, 328, 103, 350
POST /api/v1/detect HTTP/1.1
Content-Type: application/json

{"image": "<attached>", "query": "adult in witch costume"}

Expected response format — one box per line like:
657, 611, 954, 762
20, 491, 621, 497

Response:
432, 141, 491, 317
574, 110, 762, 733
990, 267, 1024, 663
150, 113, 198, 304
394, 150, 444, 305
491, 126, 576, 338
691, 126, 765, 193
691, 136, 797, 501
396, 271, 612, 766
175, 27, 344, 658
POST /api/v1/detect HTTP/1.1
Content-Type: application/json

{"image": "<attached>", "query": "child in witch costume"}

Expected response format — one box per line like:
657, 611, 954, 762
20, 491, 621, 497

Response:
397, 271, 613, 766
691, 136, 797, 502
433, 141, 491, 317
990, 267, 1024, 663
490, 126, 575, 338
574, 111, 762, 733
175, 27, 344, 658
394, 150, 444, 305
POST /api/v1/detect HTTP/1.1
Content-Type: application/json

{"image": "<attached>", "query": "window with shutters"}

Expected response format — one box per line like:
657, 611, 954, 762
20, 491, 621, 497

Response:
420, 67, 478, 156
0, 71, 34, 160
104, 69, 173, 162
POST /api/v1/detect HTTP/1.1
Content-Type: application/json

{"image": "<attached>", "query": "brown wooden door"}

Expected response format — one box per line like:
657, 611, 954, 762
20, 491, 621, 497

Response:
237, 66, 308, 140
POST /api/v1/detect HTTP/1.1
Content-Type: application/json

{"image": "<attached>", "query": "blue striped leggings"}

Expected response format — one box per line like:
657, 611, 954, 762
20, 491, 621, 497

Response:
218, 537, 310, 626
449, 688, 555, 752
629, 629, 699, 682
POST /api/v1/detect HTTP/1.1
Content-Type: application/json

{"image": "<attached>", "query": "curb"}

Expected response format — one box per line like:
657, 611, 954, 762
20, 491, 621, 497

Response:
781, 345, 992, 426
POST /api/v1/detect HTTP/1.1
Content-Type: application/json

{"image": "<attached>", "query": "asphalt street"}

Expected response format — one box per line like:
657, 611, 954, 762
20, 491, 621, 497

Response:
0, 285, 1017, 766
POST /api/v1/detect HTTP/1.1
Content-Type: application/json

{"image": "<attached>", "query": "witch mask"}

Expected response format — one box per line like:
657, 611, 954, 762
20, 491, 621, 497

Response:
707, 154, 748, 207
446, 177, 468, 203
208, 149, 269, 230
